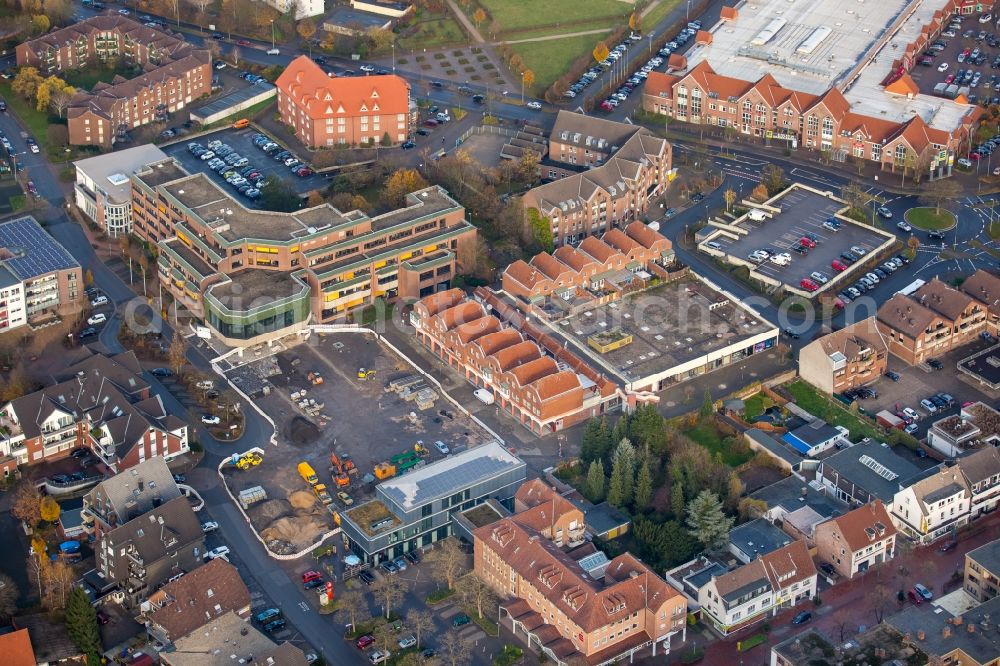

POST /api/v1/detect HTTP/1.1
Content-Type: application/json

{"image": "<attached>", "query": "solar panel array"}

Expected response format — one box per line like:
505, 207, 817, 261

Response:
0, 216, 80, 280
859, 454, 898, 481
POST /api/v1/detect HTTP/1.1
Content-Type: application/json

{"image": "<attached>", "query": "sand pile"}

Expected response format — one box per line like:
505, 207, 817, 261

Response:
289, 490, 318, 510
261, 515, 329, 550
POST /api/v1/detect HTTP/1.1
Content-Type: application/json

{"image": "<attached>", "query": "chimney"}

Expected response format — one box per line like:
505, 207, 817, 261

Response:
969, 623, 976, 634
917, 630, 925, 641
954, 615, 964, 626
943, 626, 952, 639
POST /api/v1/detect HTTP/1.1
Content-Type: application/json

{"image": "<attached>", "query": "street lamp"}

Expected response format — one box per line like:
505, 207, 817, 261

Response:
391, 42, 396, 72
520, 70, 525, 103
270, 19, 275, 51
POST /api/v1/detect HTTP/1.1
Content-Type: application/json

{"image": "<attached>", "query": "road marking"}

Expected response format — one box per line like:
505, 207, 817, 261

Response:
299, 601, 309, 612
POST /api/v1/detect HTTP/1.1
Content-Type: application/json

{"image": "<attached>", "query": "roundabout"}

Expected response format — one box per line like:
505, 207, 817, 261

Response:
904, 206, 958, 231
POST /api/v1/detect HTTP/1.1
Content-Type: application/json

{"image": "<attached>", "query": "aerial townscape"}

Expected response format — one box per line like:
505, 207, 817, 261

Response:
6, 0, 1000, 665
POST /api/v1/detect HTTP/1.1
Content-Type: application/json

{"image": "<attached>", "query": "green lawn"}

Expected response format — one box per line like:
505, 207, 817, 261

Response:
62, 65, 140, 92
479, 0, 627, 33
399, 17, 468, 50
989, 222, 1000, 239
513, 32, 610, 93
905, 206, 957, 230
683, 420, 754, 467
0, 82, 53, 150
785, 380, 879, 441
742, 392, 773, 420
641, 0, 683, 32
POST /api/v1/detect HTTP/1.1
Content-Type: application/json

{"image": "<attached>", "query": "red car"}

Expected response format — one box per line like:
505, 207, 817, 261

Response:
831, 260, 848, 272
301, 570, 322, 583
907, 589, 923, 605
237, 39, 251, 46
799, 278, 819, 292
356, 634, 375, 650
945, 73, 956, 84
799, 236, 816, 248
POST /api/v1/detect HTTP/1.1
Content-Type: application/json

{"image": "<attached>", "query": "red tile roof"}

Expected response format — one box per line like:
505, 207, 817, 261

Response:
436, 301, 486, 331
601, 229, 642, 254
276, 55, 409, 120
471, 329, 523, 356
720, 5, 738, 20
418, 288, 465, 317
530, 369, 582, 401
492, 340, 542, 371
509, 356, 559, 388
454, 315, 501, 344
578, 236, 618, 263
531, 252, 577, 280
820, 500, 897, 553
554, 246, 599, 273
644, 71, 679, 98
0, 629, 34, 666
504, 259, 548, 290
625, 221, 670, 250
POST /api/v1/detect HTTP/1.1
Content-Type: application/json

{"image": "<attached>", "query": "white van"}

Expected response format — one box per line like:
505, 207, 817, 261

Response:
87, 313, 107, 326
747, 209, 768, 222
474, 388, 495, 405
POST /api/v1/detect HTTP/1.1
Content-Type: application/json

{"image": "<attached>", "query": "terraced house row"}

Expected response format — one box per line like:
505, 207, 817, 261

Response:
128, 158, 476, 346
16, 16, 211, 147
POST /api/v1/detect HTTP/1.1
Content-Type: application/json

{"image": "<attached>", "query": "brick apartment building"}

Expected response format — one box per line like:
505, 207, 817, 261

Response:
964, 538, 1000, 603
0, 215, 83, 333
474, 481, 687, 665
798, 318, 889, 394
522, 112, 672, 247
82, 457, 182, 539
501, 222, 675, 303
876, 274, 996, 365
129, 157, 475, 345
276, 55, 411, 148
813, 501, 897, 580
16, 16, 211, 147
411, 287, 621, 434
642, 62, 978, 176
0, 351, 189, 475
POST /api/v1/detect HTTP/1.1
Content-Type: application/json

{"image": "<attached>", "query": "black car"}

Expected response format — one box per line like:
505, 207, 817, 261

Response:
783, 328, 800, 339
405, 550, 420, 564
420, 648, 437, 659
885, 371, 900, 381
69, 471, 86, 482
930, 395, 947, 409
173, 474, 186, 483
819, 562, 836, 576
792, 611, 812, 625
401, 141, 416, 150
416, 129, 430, 136
303, 578, 325, 589
359, 570, 376, 585
150, 367, 173, 377
690, 192, 705, 203
928, 358, 944, 369
431, 81, 444, 88
472, 94, 485, 104
211, 32, 223, 39
79, 327, 97, 338
51, 474, 71, 484
263, 618, 286, 633
939, 540, 958, 552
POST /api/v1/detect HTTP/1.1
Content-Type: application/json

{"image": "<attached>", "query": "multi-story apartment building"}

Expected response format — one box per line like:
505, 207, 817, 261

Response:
798, 318, 889, 394
927, 402, 1000, 458
276, 56, 411, 148
965, 538, 1000, 603
263, 0, 324, 18
0, 215, 82, 333
892, 465, 971, 544
82, 457, 181, 539
138, 559, 251, 647
338, 442, 526, 564
816, 438, 924, 507
877, 277, 989, 365
697, 540, 816, 635
957, 444, 1000, 519
511, 479, 586, 548
0, 351, 189, 474
522, 112, 672, 247
73, 145, 168, 237
476, 512, 687, 664
813, 501, 897, 579
16, 16, 211, 148
889, 594, 1000, 666
98, 495, 204, 609
130, 158, 476, 346
500, 222, 675, 303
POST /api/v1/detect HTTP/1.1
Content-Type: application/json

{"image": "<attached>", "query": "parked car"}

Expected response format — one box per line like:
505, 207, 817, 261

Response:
150, 367, 172, 377
792, 611, 812, 625
205, 546, 230, 560
453, 614, 471, 627
356, 635, 375, 650
920, 398, 938, 413
359, 570, 376, 585
201, 521, 219, 532
908, 589, 923, 605
434, 440, 450, 454
914, 583, 934, 600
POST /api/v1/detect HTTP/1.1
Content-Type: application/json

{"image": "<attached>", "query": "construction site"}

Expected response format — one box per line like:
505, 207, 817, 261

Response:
220, 332, 498, 556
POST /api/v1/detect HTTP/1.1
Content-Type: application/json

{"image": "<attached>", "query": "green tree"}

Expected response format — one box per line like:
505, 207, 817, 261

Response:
0, 574, 18, 621
260, 175, 301, 212
699, 389, 714, 419
761, 164, 786, 195
918, 178, 962, 214
628, 404, 668, 456
381, 131, 393, 147
686, 490, 734, 551
584, 460, 605, 502
634, 462, 652, 512
671, 482, 685, 518
607, 438, 636, 508
632, 517, 698, 570
525, 207, 554, 253
580, 417, 612, 463
66, 586, 101, 664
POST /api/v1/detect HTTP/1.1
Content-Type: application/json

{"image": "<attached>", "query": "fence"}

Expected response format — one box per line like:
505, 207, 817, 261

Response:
457, 124, 521, 145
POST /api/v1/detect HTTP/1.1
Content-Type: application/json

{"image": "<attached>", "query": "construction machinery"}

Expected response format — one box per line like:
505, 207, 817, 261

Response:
235, 452, 263, 470
373, 462, 396, 480
414, 441, 429, 458
307, 371, 324, 385
329, 453, 350, 487
357, 368, 376, 380
341, 454, 358, 477
312, 483, 333, 505
297, 461, 319, 485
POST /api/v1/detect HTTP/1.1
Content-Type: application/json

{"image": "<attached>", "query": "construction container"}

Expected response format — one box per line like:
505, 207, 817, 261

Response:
374, 462, 396, 480
238, 486, 268, 509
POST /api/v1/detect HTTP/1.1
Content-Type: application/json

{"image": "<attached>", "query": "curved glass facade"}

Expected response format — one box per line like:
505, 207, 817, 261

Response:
204, 281, 311, 341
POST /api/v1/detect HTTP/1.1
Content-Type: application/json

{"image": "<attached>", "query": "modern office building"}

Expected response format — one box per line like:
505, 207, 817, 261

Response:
74, 145, 168, 237
130, 157, 476, 346
522, 112, 672, 247
338, 442, 526, 564
0, 215, 83, 332
276, 56, 411, 148
926, 402, 1000, 459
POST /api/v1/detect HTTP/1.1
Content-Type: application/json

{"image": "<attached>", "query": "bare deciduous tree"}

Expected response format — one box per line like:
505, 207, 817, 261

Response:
405, 608, 433, 648
440, 628, 472, 666
371, 574, 405, 619
424, 537, 466, 590
457, 573, 497, 620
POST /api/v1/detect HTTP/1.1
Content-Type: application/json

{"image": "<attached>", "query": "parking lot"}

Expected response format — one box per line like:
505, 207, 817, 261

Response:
221, 332, 496, 556
162, 125, 321, 202
909, 11, 1000, 106
704, 186, 894, 297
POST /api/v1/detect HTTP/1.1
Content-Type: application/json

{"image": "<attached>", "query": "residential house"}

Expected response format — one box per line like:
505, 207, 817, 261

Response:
160, 611, 309, 666
523, 111, 672, 246
139, 559, 251, 647
797, 317, 888, 394
891, 465, 970, 544
877, 278, 988, 365
276, 56, 410, 148
98, 495, 205, 608
0, 351, 189, 473
813, 500, 897, 579
888, 594, 1000, 666
727, 518, 792, 564
83, 456, 182, 538
749, 475, 846, 543
960, 269, 1000, 335
817, 438, 925, 507
957, 444, 1000, 519
965, 538, 1000, 603
0, 628, 35, 666
0, 215, 83, 334
927, 402, 1000, 458
781, 420, 850, 457
476, 516, 687, 664
697, 540, 817, 635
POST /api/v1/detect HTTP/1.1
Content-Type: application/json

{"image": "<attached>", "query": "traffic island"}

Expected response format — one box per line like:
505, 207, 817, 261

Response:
904, 207, 957, 231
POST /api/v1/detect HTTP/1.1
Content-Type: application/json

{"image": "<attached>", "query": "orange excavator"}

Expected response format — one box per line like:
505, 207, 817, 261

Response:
330, 453, 350, 487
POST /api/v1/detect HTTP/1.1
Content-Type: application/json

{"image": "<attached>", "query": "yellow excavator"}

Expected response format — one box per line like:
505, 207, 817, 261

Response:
357, 368, 376, 380
235, 452, 263, 470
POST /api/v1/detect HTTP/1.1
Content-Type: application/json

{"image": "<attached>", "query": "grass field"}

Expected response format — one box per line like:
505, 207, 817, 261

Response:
785, 380, 879, 441
63, 66, 140, 92
683, 420, 754, 467
905, 206, 957, 230
512, 32, 609, 93
0, 82, 52, 149
479, 0, 629, 33
641, 0, 683, 31
399, 17, 468, 50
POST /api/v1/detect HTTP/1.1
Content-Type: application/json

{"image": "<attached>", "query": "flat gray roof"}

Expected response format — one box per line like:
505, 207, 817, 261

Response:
191, 82, 275, 121
74, 144, 168, 205
749, 475, 846, 519
728, 518, 792, 560
821, 439, 923, 502
378, 441, 523, 511
967, 538, 1000, 574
